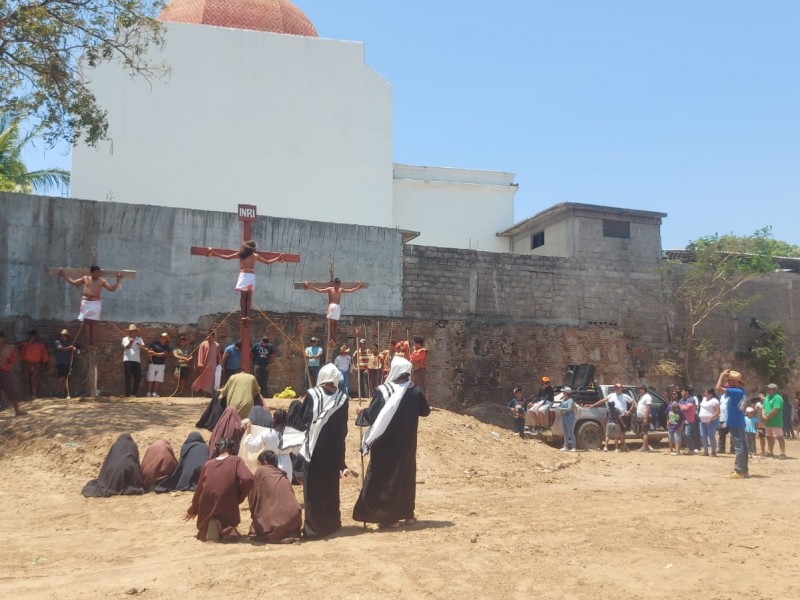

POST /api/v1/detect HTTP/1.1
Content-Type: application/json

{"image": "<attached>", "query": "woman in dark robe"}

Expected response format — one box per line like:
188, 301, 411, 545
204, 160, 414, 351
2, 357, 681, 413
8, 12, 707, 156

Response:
353, 357, 430, 528
195, 390, 227, 431
207, 406, 244, 459
81, 433, 146, 497
297, 364, 349, 539
247, 405, 273, 428
248, 450, 302, 543
184, 438, 254, 541
155, 432, 208, 493
139, 440, 178, 491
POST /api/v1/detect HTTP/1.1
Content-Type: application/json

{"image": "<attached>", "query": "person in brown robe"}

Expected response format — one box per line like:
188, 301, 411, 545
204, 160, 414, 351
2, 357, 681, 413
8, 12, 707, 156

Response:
207, 406, 244, 459
248, 451, 302, 543
139, 440, 178, 491
184, 438, 254, 541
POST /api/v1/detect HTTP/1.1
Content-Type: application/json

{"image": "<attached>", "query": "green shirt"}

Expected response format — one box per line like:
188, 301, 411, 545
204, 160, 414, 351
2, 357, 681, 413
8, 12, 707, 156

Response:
763, 393, 784, 428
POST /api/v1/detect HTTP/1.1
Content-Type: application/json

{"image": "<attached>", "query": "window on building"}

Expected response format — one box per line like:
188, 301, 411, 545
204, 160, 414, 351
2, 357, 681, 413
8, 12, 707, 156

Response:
531, 231, 545, 249
602, 219, 630, 239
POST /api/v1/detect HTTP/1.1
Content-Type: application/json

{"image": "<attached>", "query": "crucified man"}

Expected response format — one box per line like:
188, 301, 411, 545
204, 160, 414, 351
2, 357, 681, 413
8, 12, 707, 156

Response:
303, 277, 363, 341
59, 265, 121, 345
208, 241, 285, 321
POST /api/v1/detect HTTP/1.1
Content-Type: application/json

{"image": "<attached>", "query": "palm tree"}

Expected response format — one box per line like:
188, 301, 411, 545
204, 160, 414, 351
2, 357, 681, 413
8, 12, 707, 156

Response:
0, 112, 70, 195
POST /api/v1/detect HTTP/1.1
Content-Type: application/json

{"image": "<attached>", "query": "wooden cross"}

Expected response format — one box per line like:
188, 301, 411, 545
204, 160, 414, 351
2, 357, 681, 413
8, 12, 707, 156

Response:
190, 204, 301, 374
49, 266, 137, 397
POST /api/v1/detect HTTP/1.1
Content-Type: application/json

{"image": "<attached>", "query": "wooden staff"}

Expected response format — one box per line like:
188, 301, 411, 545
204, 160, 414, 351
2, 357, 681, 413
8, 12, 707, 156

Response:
297, 321, 313, 391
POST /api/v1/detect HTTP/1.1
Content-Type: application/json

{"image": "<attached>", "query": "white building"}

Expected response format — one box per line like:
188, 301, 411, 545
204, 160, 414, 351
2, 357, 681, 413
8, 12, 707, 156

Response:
71, 0, 517, 251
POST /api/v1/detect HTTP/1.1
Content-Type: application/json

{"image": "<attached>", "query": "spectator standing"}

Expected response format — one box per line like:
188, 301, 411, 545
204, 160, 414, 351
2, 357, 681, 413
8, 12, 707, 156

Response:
19, 329, 50, 399
251, 336, 275, 397
146, 333, 171, 397
410, 337, 429, 395
679, 388, 700, 455
0, 331, 25, 416
367, 344, 382, 397
54, 329, 77, 398
698, 388, 720, 456
763, 383, 787, 459
221, 340, 242, 385
636, 385, 653, 452
667, 401, 684, 456
354, 338, 370, 398
558, 387, 579, 451
333, 344, 353, 395
173, 336, 192, 397
122, 324, 146, 397
304, 337, 323, 389
506, 387, 527, 439
744, 407, 758, 457
394, 339, 410, 361
718, 390, 730, 454
378, 343, 392, 382
754, 392, 767, 455
716, 369, 748, 479
588, 383, 633, 448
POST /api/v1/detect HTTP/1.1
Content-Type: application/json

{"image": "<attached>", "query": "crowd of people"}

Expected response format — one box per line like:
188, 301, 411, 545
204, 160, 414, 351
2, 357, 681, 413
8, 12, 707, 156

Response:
79, 357, 430, 542
508, 370, 797, 476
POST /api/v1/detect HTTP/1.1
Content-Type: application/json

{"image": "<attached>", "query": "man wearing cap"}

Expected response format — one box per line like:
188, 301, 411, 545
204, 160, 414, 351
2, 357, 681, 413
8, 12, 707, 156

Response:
528, 376, 555, 432
54, 329, 77, 398
0, 331, 25, 416
763, 383, 787, 459
716, 369, 748, 478
252, 336, 275, 397
122, 325, 146, 397
354, 338, 370, 398
304, 337, 323, 389
146, 333, 171, 397
19, 329, 49, 399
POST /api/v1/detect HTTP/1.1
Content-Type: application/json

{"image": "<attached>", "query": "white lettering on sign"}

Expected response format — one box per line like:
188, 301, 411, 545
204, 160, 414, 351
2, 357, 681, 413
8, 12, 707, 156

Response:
238, 205, 257, 221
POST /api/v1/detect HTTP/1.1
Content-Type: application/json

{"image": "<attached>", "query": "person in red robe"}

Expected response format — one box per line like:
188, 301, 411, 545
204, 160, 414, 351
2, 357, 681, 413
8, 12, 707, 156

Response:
184, 438, 254, 541
192, 331, 221, 397
140, 440, 178, 491
248, 450, 302, 543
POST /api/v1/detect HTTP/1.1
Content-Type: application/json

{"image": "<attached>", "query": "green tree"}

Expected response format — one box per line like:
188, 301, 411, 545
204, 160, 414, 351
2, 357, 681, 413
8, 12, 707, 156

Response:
662, 227, 782, 381
749, 319, 789, 386
1, 0, 165, 146
0, 111, 70, 194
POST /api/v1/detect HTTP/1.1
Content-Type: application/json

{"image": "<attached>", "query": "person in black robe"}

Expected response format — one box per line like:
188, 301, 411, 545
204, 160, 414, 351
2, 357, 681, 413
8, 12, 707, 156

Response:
195, 390, 226, 431
296, 364, 348, 539
353, 357, 430, 528
81, 433, 146, 497
247, 405, 273, 428
155, 432, 209, 493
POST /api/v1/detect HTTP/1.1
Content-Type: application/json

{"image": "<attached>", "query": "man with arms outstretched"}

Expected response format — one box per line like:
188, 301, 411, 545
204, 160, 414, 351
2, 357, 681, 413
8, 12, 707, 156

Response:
303, 278, 363, 341
59, 265, 121, 345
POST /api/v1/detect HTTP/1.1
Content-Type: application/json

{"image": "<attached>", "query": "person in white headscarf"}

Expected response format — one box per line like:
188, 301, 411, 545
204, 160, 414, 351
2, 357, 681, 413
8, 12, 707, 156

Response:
288, 363, 349, 538
353, 356, 430, 529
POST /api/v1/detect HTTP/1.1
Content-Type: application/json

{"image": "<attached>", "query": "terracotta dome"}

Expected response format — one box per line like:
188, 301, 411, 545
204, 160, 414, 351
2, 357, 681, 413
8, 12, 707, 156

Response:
158, 0, 318, 37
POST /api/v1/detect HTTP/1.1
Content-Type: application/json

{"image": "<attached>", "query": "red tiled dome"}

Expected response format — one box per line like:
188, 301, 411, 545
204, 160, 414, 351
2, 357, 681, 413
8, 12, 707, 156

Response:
159, 0, 318, 37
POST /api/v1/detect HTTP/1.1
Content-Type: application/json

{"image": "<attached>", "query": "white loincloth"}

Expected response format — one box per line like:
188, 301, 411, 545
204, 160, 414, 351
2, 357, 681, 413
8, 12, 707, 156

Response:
78, 299, 102, 321
327, 303, 341, 321
235, 271, 255, 292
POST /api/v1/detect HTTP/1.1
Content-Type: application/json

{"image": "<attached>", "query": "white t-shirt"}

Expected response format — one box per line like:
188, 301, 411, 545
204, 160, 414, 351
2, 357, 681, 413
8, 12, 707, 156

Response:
122, 336, 144, 362
636, 393, 653, 419
609, 392, 632, 415
698, 397, 720, 423
719, 394, 729, 424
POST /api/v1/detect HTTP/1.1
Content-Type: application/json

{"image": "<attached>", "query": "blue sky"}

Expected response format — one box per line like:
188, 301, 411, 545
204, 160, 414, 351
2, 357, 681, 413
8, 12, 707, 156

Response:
25, 0, 800, 250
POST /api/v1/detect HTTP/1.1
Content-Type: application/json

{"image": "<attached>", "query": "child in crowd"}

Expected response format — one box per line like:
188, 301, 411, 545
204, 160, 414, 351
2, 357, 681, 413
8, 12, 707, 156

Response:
506, 387, 527, 439
755, 392, 767, 455
667, 401, 685, 456
745, 406, 758, 457
604, 399, 624, 452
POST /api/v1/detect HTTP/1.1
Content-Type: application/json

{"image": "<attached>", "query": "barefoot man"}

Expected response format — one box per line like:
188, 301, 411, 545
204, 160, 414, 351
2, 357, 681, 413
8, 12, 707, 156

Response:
59, 265, 121, 345
208, 241, 285, 321
303, 278, 363, 341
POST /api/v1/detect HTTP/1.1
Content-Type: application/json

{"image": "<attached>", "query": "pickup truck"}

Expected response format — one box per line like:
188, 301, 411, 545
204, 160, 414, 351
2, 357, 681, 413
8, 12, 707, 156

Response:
523, 364, 669, 450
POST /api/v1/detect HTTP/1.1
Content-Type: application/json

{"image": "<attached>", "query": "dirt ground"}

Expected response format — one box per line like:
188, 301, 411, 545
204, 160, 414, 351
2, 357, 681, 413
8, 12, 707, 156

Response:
1, 396, 799, 600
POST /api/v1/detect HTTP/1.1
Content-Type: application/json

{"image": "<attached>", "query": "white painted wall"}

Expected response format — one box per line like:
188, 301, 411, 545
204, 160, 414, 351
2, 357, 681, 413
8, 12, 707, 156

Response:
392, 164, 517, 252
71, 23, 394, 227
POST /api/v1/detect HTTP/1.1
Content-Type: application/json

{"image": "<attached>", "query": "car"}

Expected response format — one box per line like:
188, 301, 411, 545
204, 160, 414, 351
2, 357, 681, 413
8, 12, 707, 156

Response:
523, 364, 670, 450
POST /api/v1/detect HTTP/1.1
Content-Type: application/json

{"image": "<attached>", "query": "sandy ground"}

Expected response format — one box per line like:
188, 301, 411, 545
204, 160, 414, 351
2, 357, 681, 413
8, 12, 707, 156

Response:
1, 396, 799, 600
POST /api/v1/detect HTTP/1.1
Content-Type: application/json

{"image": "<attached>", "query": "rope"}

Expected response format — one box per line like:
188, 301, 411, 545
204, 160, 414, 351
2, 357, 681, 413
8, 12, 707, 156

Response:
64, 321, 85, 399
251, 303, 307, 356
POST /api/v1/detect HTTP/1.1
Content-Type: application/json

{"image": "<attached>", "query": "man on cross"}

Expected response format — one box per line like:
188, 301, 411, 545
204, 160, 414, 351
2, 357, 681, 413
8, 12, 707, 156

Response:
59, 265, 121, 345
303, 278, 363, 341
208, 241, 285, 321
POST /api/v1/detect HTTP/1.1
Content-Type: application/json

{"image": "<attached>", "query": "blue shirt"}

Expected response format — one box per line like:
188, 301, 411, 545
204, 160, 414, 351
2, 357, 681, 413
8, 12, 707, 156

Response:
745, 416, 758, 434
305, 345, 323, 367
725, 386, 746, 429
223, 344, 242, 370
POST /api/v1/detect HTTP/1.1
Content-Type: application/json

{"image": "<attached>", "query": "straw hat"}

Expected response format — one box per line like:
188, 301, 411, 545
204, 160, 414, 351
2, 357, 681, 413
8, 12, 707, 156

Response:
727, 370, 743, 383
60, 329, 69, 335
128, 324, 138, 331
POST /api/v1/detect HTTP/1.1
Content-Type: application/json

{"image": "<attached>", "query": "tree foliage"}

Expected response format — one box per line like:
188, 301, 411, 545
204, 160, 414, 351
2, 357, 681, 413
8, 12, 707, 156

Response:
1, 0, 166, 146
748, 319, 789, 386
662, 227, 783, 381
0, 110, 70, 193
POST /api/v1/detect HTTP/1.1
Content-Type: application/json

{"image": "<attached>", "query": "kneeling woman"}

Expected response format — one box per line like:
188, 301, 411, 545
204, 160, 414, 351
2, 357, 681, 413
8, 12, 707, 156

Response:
184, 438, 254, 541
248, 450, 302, 543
